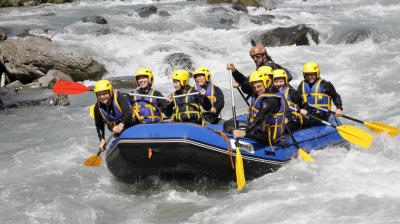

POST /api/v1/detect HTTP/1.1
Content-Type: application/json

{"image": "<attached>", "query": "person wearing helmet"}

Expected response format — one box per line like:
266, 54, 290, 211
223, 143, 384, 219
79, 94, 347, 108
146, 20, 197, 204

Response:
193, 66, 225, 124
298, 62, 343, 128
130, 67, 167, 123
93, 80, 135, 151
232, 70, 288, 146
272, 69, 308, 131
226, 43, 293, 97
164, 69, 211, 125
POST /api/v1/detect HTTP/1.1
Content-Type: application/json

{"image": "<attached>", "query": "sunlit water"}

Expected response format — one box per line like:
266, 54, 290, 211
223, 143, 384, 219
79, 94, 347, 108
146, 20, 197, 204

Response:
0, 0, 399, 223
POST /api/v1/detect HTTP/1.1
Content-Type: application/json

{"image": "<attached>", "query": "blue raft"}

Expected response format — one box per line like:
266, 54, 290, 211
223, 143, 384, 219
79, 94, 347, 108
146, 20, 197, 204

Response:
105, 115, 347, 181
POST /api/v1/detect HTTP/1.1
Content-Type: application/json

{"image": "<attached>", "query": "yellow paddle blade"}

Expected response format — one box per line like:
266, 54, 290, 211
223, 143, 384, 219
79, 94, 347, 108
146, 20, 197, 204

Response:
298, 149, 315, 162
235, 148, 246, 190
89, 104, 95, 120
365, 121, 399, 137
83, 155, 102, 167
337, 125, 374, 149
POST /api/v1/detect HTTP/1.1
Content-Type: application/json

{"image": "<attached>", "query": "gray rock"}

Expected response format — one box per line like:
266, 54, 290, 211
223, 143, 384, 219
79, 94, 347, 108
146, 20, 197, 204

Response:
0, 31, 7, 42
82, 15, 108, 25
138, 5, 158, 18
5, 80, 24, 89
207, 0, 261, 7
163, 53, 193, 76
0, 36, 105, 83
41, 12, 56, 16
158, 10, 171, 17
255, 24, 319, 47
232, 3, 248, 13
38, 70, 73, 89
341, 29, 371, 44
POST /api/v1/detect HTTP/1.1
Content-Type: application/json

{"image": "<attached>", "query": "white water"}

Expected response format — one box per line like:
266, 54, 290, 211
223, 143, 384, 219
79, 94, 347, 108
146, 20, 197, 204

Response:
1, 0, 400, 223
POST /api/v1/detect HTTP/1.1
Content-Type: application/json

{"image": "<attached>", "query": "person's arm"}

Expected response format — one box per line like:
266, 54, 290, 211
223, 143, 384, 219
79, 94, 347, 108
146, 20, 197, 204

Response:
196, 93, 212, 111
289, 88, 309, 110
117, 94, 133, 127
154, 90, 168, 111
232, 70, 253, 95
323, 81, 343, 110
213, 85, 225, 113
245, 97, 280, 134
94, 103, 106, 141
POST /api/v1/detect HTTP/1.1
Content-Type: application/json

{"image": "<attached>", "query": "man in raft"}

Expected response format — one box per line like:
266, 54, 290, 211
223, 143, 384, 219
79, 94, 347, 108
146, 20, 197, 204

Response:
193, 66, 225, 124
93, 80, 136, 151
226, 43, 293, 96
232, 70, 288, 147
298, 61, 343, 128
130, 67, 167, 123
164, 69, 211, 126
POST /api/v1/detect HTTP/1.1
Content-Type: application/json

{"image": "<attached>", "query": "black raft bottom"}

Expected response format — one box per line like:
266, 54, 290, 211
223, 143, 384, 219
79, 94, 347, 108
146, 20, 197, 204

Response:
105, 139, 282, 182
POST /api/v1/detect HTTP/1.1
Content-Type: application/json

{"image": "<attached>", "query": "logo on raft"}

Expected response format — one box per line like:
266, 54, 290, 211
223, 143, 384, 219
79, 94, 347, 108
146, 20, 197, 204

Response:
229, 139, 255, 154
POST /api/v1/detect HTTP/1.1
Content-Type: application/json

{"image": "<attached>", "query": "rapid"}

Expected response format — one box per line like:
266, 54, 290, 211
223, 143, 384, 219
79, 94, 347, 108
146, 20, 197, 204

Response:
0, 0, 400, 223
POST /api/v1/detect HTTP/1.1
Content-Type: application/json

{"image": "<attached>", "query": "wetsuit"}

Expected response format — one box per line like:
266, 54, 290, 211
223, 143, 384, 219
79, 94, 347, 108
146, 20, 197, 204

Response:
94, 91, 135, 141
164, 85, 212, 125
195, 82, 225, 124
298, 79, 343, 128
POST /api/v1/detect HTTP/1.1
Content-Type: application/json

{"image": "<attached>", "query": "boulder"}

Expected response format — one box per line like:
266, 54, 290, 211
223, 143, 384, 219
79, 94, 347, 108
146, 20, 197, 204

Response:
0, 36, 105, 83
0, 31, 7, 42
162, 53, 193, 76
158, 10, 171, 17
232, 3, 248, 13
82, 15, 108, 25
207, 0, 261, 7
256, 24, 319, 47
341, 29, 372, 44
37, 70, 73, 88
138, 5, 158, 18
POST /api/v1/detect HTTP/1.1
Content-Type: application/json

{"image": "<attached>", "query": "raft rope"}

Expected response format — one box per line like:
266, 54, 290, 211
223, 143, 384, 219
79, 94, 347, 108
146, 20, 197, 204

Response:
214, 130, 234, 169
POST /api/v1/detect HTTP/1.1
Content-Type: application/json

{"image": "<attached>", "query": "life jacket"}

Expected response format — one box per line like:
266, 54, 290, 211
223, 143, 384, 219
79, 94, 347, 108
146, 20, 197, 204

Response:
280, 87, 303, 126
131, 88, 162, 123
194, 83, 216, 110
300, 79, 331, 114
98, 90, 125, 126
248, 92, 287, 147
172, 87, 203, 125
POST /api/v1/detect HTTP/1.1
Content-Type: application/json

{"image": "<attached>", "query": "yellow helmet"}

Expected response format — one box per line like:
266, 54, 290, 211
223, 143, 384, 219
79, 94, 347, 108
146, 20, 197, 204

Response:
172, 69, 190, 86
134, 67, 154, 84
257, 65, 273, 80
249, 70, 270, 88
272, 69, 288, 84
94, 80, 113, 93
193, 66, 211, 82
303, 61, 320, 78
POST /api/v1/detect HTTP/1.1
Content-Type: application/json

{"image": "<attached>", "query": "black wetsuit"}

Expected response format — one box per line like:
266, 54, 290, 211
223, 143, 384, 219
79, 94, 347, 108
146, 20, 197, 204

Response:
198, 83, 225, 124
164, 85, 212, 125
94, 93, 135, 141
298, 79, 343, 128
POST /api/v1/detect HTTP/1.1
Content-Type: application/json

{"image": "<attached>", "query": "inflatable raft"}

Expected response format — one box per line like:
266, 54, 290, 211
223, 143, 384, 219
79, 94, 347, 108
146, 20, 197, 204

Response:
105, 115, 347, 182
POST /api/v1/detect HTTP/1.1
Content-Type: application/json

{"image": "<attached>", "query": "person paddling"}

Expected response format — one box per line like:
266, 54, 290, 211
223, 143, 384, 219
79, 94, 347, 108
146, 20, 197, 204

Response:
193, 66, 225, 124
232, 70, 288, 147
130, 67, 167, 123
272, 69, 308, 132
226, 43, 293, 96
298, 62, 343, 128
164, 69, 211, 125
93, 80, 135, 151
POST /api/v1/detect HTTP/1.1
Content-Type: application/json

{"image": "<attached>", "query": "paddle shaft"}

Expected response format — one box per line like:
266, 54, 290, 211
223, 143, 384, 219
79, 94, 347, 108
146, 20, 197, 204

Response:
97, 134, 114, 155
309, 105, 364, 123
237, 88, 250, 106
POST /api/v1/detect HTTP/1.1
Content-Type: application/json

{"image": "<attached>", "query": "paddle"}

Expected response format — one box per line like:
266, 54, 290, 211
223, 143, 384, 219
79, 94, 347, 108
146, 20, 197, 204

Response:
305, 113, 374, 149
53, 80, 200, 99
83, 134, 114, 167
285, 127, 315, 162
310, 105, 399, 137
237, 88, 250, 106
229, 70, 246, 190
